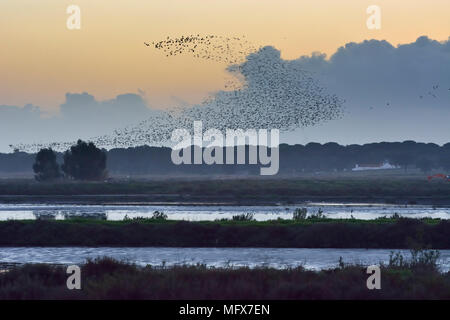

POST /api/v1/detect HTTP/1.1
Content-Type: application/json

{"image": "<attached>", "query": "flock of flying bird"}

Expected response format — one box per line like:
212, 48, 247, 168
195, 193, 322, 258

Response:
90, 47, 344, 149
20, 35, 450, 152
15, 35, 345, 152
378, 83, 450, 109
418, 84, 450, 100
145, 34, 261, 64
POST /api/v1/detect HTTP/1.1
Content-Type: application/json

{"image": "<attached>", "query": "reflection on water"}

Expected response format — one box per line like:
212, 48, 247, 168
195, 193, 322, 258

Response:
0, 203, 449, 221
0, 247, 449, 271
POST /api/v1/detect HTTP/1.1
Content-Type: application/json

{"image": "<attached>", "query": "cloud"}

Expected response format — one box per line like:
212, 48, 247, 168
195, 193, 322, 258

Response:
294, 36, 450, 109
102, 36, 450, 148
287, 36, 450, 145
86, 46, 344, 149
183, 46, 344, 130
0, 93, 157, 152
0, 104, 45, 150
2, 36, 450, 152
59, 92, 156, 132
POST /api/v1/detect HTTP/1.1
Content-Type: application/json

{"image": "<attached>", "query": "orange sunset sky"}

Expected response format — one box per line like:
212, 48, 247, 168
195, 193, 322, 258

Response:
1, 0, 449, 111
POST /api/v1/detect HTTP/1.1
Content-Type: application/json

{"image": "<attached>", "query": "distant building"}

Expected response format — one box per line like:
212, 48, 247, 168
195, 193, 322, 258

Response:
352, 161, 399, 171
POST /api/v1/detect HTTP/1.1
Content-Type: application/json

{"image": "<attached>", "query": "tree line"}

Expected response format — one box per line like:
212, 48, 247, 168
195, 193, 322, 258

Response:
107, 141, 450, 175
0, 140, 449, 178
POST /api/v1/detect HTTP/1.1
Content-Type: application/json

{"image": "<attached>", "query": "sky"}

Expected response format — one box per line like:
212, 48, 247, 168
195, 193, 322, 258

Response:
1, 1, 450, 152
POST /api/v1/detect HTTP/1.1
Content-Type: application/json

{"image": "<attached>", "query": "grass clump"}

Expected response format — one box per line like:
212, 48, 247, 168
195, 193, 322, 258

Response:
232, 213, 255, 221
151, 211, 168, 220
0, 255, 449, 300
293, 208, 308, 220
292, 207, 326, 220
388, 249, 441, 270
124, 211, 168, 223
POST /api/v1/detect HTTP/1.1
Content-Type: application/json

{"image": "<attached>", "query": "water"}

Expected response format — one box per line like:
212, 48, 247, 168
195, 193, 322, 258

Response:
0, 247, 448, 271
0, 203, 449, 221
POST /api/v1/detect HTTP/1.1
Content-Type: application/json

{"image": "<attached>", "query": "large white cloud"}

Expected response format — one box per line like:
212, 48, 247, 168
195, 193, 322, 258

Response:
0, 93, 158, 152
100, 36, 450, 148
2, 36, 450, 152
294, 36, 450, 109
286, 36, 450, 145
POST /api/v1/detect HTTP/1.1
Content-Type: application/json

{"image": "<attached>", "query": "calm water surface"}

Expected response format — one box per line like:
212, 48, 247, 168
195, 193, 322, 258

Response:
0, 247, 449, 271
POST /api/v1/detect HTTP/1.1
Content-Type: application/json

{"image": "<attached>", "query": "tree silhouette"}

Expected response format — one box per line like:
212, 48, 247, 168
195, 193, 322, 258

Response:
416, 158, 433, 173
62, 140, 107, 181
5, 140, 450, 176
391, 153, 413, 173
439, 156, 450, 173
33, 148, 61, 181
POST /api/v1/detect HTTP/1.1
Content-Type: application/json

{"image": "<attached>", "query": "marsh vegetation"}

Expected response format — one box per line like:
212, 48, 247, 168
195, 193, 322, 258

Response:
0, 251, 448, 299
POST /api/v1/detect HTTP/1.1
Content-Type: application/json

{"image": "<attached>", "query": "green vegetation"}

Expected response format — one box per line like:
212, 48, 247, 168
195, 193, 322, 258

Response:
231, 213, 255, 221
31, 140, 107, 182
3, 141, 450, 177
0, 217, 448, 248
124, 211, 168, 222
0, 252, 448, 299
32, 148, 61, 182
61, 140, 107, 181
293, 208, 308, 220
0, 178, 449, 204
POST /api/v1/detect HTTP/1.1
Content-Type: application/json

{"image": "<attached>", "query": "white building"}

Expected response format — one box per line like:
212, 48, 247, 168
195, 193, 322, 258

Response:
352, 161, 399, 171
